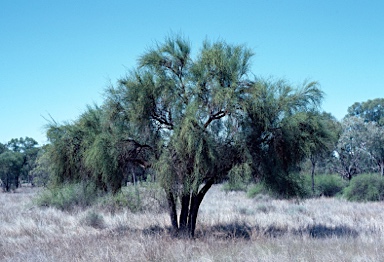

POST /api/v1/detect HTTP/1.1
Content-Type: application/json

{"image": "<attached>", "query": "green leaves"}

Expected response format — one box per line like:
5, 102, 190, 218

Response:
347, 98, 384, 126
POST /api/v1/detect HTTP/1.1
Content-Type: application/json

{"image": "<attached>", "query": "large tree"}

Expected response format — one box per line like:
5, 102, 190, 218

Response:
108, 37, 253, 237
106, 36, 324, 237
44, 35, 325, 238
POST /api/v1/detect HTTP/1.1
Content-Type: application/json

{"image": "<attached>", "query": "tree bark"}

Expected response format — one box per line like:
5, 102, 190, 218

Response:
179, 193, 190, 235
380, 162, 384, 177
187, 194, 199, 238
166, 191, 178, 234
311, 157, 316, 194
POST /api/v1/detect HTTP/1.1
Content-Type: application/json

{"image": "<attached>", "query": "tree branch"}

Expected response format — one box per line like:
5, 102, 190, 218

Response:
204, 110, 227, 129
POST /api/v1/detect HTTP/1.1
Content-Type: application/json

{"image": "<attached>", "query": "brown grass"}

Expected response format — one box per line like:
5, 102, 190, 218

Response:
1, 185, 384, 261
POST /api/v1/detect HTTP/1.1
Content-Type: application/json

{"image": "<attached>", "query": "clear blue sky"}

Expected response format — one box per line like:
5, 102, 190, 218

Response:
1, 0, 383, 145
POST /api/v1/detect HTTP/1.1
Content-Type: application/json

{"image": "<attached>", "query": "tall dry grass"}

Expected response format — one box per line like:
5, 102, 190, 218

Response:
1, 185, 384, 261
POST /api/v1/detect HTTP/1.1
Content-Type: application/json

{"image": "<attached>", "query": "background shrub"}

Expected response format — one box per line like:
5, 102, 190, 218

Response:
34, 182, 99, 211
247, 183, 271, 198
80, 210, 105, 229
344, 174, 384, 202
314, 174, 347, 197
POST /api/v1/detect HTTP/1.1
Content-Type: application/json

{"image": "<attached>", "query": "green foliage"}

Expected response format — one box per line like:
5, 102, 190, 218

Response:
0, 137, 40, 190
0, 151, 24, 191
247, 183, 272, 198
242, 79, 324, 199
222, 163, 252, 192
347, 98, 384, 126
30, 146, 51, 187
100, 185, 142, 212
247, 174, 312, 199
262, 172, 311, 199
34, 182, 99, 211
334, 117, 372, 180
344, 174, 384, 202
314, 174, 347, 197
44, 105, 149, 194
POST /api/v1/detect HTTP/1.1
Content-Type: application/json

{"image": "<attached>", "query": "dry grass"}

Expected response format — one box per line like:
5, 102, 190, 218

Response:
1, 185, 384, 261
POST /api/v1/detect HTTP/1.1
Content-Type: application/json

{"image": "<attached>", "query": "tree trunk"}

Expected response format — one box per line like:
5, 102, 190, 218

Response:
380, 162, 384, 177
186, 179, 214, 238
179, 193, 190, 235
165, 179, 215, 238
166, 191, 178, 234
187, 194, 199, 238
311, 157, 316, 194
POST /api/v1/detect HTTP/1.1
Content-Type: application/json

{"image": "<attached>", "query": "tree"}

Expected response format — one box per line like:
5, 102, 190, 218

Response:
347, 98, 384, 126
107, 36, 324, 237
334, 117, 371, 180
7, 137, 40, 185
346, 98, 384, 176
45, 35, 325, 238
108, 36, 253, 237
306, 112, 340, 192
0, 151, 23, 191
363, 121, 384, 176
0, 143, 7, 154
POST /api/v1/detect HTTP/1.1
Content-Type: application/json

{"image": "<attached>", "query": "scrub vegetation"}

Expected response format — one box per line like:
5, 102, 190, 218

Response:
2, 185, 384, 262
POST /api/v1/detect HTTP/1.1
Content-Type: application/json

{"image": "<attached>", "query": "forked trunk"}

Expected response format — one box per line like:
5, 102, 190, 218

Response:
165, 179, 215, 238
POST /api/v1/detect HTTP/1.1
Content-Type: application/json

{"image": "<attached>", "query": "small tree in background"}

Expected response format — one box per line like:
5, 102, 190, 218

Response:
334, 117, 372, 180
364, 121, 384, 176
0, 137, 40, 190
0, 151, 23, 191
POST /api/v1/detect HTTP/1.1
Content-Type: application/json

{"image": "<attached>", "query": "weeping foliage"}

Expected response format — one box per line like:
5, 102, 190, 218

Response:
243, 79, 324, 197
45, 104, 149, 194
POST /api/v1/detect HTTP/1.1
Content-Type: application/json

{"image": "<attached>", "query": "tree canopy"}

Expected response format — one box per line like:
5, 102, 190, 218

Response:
347, 98, 384, 126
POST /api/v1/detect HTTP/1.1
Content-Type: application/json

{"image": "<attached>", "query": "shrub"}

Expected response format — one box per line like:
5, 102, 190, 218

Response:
98, 182, 167, 213
247, 183, 270, 198
314, 174, 347, 197
81, 210, 105, 229
262, 172, 312, 199
223, 165, 251, 192
344, 174, 384, 202
34, 182, 99, 211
